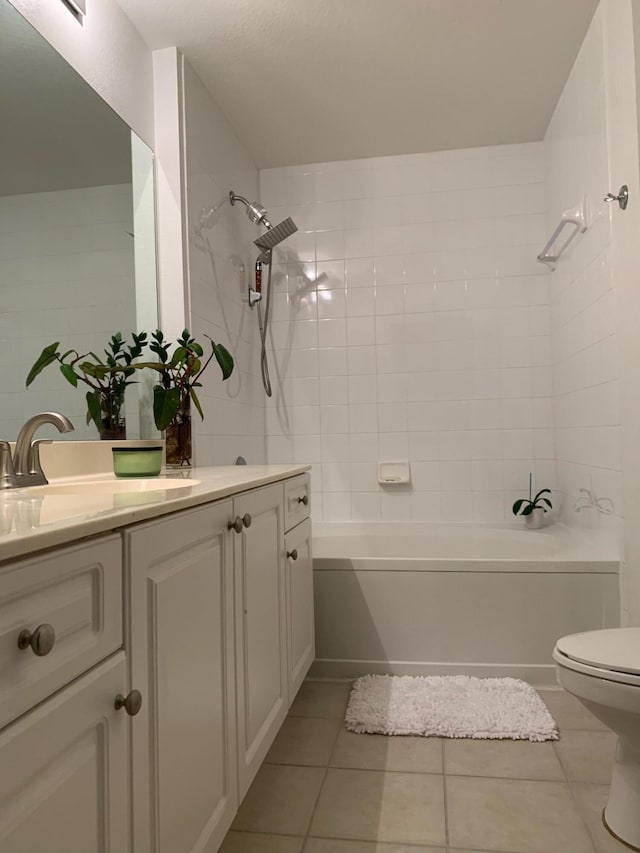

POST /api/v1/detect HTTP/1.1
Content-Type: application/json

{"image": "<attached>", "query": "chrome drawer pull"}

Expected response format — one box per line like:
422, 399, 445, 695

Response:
115, 690, 143, 717
228, 516, 243, 534
287, 549, 298, 561
242, 513, 252, 529
17, 624, 56, 657
298, 495, 309, 506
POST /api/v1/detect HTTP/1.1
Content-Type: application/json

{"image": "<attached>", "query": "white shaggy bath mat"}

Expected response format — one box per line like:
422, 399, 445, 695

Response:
345, 675, 558, 742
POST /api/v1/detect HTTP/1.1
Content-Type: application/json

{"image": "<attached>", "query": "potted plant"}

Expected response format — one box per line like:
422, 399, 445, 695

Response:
512, 473, 552, 529
141, 329, 233, 466
26, 332, 148, 439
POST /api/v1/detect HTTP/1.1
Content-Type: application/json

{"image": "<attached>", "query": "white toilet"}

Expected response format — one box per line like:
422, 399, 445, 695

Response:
553, 627, 640, 850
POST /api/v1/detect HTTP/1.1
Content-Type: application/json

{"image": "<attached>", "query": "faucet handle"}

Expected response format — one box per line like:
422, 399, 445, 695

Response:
30, 439, 52, 484
0, 441, 17, 490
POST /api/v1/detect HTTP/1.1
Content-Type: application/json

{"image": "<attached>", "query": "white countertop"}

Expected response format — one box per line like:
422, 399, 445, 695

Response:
0, 465, 310, 563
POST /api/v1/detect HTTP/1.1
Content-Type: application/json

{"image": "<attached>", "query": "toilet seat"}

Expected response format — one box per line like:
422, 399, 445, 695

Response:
553, 628, 640, 688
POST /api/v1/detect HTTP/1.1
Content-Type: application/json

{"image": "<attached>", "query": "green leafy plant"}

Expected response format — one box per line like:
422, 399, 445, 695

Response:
140, 329, 234, 431
512, 473, 552, 517
26, 332, 148, 437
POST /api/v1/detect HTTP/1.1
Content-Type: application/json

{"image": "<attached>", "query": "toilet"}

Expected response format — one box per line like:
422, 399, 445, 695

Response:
553, 628, 640, 851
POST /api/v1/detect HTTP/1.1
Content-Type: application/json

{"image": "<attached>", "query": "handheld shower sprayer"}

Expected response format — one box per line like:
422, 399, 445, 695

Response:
227, 189, 298, 397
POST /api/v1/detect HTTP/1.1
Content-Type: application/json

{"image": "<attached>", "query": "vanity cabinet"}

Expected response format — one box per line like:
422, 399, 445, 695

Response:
126, 500, 237, 853
0, 469, 313, 853
233, 483, 288, 798
285, 516, 314, 700
0, 653, 129, 853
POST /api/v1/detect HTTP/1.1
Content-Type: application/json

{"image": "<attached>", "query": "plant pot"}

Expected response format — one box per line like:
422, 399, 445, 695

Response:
165, 408, 192, 467
99, 418, 126, 441
525, 507, 545, 529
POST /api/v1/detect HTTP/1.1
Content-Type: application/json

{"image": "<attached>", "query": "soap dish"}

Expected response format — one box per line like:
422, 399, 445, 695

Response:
378, 461, 411, 485
112, 446, 163, 478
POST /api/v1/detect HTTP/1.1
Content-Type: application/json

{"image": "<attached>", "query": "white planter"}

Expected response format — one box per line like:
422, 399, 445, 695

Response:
525, 507, 545, 529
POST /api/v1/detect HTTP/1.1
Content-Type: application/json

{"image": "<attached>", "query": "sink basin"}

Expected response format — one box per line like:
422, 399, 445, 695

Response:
29, 478, 200, 496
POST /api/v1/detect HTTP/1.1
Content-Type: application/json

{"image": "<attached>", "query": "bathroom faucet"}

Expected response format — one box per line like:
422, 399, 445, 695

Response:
0, 412, 75, 489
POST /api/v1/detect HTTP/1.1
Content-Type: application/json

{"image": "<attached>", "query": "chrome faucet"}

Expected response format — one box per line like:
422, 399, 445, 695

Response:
0, 412, 74, 489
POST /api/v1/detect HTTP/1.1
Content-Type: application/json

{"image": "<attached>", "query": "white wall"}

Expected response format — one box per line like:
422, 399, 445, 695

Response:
544, 0, 640, 623
544, 3, 621, 541
7, 0, 153, 144
181, 61, 267, 466
260, 145, 553, 522
0, 184, 137, 440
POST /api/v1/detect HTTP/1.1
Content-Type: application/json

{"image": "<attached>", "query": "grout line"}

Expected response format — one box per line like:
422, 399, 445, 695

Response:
300, 717, 343, 850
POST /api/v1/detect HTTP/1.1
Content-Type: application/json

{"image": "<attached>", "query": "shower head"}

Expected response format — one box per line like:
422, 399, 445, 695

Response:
253, 217, 298, 252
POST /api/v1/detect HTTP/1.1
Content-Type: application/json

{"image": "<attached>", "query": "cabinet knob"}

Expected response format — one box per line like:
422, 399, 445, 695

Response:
287, 549, 298, 561
115, 690, 143, 717
242, 513, 252, 529
298, 495, 309, 506
17, 624, 55, 657
228, 516, 243, 534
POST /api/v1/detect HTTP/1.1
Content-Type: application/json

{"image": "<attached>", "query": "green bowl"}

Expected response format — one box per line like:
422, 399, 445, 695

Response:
112, 446, 163, 478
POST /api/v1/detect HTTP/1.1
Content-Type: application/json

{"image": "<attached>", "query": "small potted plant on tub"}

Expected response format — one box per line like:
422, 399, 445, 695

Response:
512, 473, 552, 529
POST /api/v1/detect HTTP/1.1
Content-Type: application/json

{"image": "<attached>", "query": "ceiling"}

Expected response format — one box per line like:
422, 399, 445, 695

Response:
0, 0, 131, 196
118, 0, 598, 169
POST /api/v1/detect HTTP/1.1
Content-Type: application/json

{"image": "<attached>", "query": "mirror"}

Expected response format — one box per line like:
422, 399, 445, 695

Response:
0, 0, 158, 441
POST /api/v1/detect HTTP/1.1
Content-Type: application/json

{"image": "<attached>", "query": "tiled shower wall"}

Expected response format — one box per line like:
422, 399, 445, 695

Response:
544, 1, 621, 538
260, 144, 554, 522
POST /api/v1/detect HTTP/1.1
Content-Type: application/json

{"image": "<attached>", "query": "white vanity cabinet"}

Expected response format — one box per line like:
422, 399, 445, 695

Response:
0, 468, 312, 853
0, 653, 129, 853
232, 483, 288, 798
125, 499, 237, 853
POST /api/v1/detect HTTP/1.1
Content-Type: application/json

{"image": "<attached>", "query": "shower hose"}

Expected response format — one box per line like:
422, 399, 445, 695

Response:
256, 250, 273, 397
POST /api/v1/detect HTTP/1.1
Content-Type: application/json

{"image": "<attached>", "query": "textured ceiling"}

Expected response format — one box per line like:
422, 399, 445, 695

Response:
119, 0, 598, 169
1, 0, 131, 196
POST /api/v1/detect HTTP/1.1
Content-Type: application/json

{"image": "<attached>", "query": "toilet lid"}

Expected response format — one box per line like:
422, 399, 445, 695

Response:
556, 628, 640, 675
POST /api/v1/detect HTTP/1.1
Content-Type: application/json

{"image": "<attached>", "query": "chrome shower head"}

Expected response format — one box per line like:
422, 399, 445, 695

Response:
253, 216, 298, 252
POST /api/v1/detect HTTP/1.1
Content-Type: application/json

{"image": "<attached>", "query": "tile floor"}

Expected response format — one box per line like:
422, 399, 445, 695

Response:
220, 680, 627, 853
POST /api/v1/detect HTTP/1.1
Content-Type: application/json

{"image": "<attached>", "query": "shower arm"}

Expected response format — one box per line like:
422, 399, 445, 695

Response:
229, 191, 273, 230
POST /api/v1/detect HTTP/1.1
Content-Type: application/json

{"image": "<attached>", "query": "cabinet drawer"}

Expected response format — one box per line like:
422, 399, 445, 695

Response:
0, 534, 122, 728
284, 474, 311, 532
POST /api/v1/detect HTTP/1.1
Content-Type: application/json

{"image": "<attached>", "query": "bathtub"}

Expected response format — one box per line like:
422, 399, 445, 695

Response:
311, 522, 619, 685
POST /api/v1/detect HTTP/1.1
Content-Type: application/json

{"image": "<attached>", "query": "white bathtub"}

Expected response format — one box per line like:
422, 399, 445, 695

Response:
311, 522, 619, 685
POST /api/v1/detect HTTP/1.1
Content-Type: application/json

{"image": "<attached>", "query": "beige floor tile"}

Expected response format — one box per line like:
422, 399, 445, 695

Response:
267, 717, 341, 766
538, 689, 609, 731
330, 729, 442, 774
446, 776, 595, 853
220, 831, 304, 852
305, 841, 442, 852
444, 738, 564, 781
310, 768, 446, 846
554, 730, 617, 783
290, 680, 352, 718
572, 783, 631, 853
233, 764, 325, 836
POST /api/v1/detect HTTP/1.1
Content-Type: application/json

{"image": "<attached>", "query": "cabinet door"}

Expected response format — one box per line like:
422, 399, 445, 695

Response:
233, 483, 287, 799
0, 653, 128, 853
285, 518, 314, 701
126, 501, 237, 853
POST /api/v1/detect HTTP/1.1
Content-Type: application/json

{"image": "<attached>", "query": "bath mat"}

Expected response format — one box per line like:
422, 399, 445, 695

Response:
345, 675, 558, 742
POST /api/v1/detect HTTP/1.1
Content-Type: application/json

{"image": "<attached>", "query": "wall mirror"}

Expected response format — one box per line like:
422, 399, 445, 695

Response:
0, 0, 158, 441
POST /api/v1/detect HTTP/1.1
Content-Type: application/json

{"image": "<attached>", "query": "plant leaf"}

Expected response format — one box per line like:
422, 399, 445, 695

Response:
85, 391, 103, 434
60, 364, 78, 387
190, 388, 204, 420
210, 341, 234, 380
153, 386, 180, 431
26, 342, 60, 387
521, 504, 534, 515
539, 497, 553, 509
533, 489, 551, 502
512, 498, 529, 516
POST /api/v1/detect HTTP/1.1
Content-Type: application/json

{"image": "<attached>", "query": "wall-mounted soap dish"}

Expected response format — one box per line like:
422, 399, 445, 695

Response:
378, 461, 411, 485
